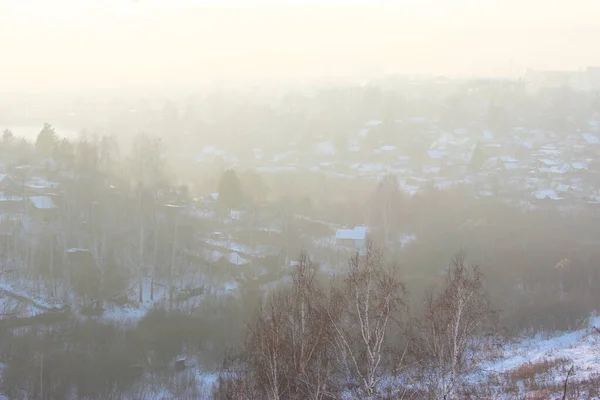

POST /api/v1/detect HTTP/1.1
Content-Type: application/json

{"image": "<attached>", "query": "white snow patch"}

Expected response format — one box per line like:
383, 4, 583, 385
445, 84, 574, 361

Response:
398, 233, 416, 249
225, 252, 249, 265
0, 282, 62, 311
201, 238, 276, 257
313, 236, 338, 248
316, 141, 336, 155
484, 316, 600, 384
347, 138, 361, 151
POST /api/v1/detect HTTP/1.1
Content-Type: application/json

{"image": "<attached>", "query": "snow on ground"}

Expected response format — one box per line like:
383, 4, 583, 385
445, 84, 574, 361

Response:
202, 249, 225, 263
316, 141, 336, 155
101, 279, 166, 322
0, 276, 160, 323
101, 304, 149, 323
197, 371, 219, 388
0, 295, 45, 318
0, 281, 62, 311
229, 209, 246, 220
201, 238, 276, 258
188, 208, 216, 220
102, 276, 214, 322
313, 236, 337, 249
398, 233, 416, 249
225, 252, 249, 265
222, 281, 238, 293
482, 315, 600, 388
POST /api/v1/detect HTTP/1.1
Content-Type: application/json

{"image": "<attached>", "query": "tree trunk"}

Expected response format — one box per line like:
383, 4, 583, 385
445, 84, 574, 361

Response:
151, 226, 158, 302
138, 225, 144, 303
169, 218, 179, 311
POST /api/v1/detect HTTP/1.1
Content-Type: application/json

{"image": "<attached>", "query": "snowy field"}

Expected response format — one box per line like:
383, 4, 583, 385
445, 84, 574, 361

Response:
477, 315, 600, 399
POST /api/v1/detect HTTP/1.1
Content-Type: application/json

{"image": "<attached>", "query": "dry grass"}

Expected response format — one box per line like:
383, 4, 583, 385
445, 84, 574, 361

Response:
509, 357, 571, 382
470, 357, 583, 399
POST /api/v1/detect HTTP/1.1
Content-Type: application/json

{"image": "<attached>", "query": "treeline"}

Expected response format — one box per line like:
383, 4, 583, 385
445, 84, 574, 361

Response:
277, 171, 600, 335
0, 124, 208, 313
214, 245, 500, 400
0, 294, 253, 399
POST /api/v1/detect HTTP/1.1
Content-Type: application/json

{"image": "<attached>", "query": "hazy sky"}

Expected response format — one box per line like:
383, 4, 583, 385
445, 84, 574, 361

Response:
1, 0, 599, 92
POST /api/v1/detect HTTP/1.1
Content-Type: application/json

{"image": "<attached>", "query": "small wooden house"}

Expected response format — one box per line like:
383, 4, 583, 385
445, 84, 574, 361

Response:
335, 226, 368, 255
28, 196, 57, 220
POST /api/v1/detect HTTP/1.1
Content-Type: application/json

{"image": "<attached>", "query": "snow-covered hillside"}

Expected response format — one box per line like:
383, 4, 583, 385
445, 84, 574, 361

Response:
191, 318, 600, 399
476, 315, 600, 399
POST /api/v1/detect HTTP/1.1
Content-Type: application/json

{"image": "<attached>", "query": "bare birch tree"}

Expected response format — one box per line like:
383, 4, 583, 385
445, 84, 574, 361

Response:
286, 253, 338, 399
216, 253, 340, 400
327, 242, 406, 398
407, 252, 500, 400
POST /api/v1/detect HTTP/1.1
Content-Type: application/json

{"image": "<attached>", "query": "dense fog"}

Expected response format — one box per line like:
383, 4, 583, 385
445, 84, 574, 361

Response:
1, 1, 600, 399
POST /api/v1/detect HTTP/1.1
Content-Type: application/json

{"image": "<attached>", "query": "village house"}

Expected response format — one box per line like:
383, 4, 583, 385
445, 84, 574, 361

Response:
335, 226, 368, 255
28, 195, 57, 220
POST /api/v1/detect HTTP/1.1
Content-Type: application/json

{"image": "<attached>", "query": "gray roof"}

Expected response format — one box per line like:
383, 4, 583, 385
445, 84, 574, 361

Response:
29, 196, 56, 210
336, 226, 368, 240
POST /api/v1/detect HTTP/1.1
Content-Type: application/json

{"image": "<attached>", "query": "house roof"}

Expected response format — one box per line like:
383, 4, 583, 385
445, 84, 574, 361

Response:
550, 164, 570, 174
29, 196, 56, 210
26, 177, 59, 190
0, 196, 23, 202
500, 156, 518, 163
428, 149, 448, 159
0, 174, 17, 186
582, 133, 600, 144
67, 248, 90, 253
534, 190, 562, 200
336, 226, 368, 240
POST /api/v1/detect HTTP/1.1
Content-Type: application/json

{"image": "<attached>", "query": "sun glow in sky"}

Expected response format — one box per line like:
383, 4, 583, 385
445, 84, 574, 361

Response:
1, 0, 599, 92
